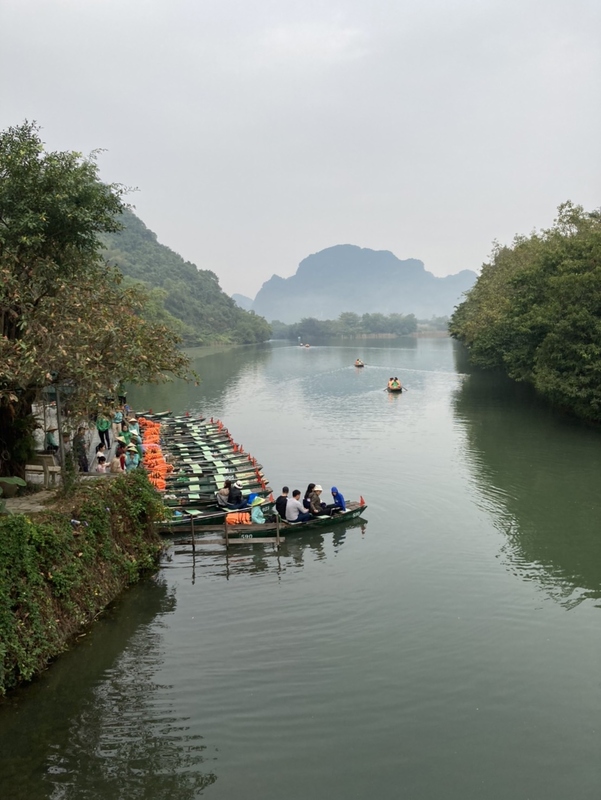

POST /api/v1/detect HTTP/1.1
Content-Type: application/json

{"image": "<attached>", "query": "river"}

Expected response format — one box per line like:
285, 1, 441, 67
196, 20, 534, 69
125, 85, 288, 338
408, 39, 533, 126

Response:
1, 338, 599, 799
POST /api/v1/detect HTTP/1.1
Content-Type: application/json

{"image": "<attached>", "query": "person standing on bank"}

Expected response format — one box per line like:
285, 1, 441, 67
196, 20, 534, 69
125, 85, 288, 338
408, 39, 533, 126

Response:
73, 427, 89, 473
44, 427, 59, 454
96, 413, 111, 449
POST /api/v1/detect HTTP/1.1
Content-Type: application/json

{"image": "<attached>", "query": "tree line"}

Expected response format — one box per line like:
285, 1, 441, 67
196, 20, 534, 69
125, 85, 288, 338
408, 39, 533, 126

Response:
450, 202, 601, 422
271, 311, 418, 340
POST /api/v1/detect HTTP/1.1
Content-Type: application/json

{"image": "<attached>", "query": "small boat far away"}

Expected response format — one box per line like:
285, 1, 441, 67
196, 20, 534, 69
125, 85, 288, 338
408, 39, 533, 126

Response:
354, 359, 364, 367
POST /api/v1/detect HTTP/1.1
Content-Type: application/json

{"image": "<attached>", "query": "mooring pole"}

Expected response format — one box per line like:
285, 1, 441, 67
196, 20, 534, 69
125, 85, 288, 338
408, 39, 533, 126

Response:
190, 514, 196, 553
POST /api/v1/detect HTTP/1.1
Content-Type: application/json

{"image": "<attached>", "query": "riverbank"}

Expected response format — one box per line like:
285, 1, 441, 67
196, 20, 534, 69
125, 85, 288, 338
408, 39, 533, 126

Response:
0, 471, 164, 697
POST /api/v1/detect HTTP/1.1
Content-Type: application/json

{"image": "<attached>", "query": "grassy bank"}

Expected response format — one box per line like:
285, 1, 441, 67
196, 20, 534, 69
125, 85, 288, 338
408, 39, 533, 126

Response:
0, 471, 164, 697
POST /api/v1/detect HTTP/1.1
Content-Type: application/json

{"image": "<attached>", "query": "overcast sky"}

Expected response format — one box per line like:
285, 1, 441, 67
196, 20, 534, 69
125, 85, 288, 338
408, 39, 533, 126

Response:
1, 0, 599, 297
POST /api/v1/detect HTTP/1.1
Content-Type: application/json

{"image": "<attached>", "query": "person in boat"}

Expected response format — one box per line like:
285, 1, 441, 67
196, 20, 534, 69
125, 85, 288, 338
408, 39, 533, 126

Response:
227, 480, 248, 509
303, 483, 316, 510
215, 479, 231, 507
286, 490, 312, 523
45, 427, 59, 454
308, 484, 327, 516
387, 377, 394, 389
330, 486, 346, 513
275, 486, 289, 519
391, 377, 402, 390
355, 359, 364, 367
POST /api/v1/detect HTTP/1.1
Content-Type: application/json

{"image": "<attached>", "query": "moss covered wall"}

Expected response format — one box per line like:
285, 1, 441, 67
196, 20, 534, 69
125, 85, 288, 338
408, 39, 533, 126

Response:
0, 471, 165, 696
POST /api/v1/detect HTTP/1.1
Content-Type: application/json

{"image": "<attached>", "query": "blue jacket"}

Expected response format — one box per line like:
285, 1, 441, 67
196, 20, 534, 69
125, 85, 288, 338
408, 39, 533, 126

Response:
330, 487, 346, 511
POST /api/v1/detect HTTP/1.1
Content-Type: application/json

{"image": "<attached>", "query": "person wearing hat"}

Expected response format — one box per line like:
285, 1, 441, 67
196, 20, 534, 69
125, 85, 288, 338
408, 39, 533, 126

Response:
124, 444, 140, 472
131, 433, 144, 460
308, 484, 327, 516
227, 480, 248, 509
44, 427, 59, 454
128, 417, 140, 437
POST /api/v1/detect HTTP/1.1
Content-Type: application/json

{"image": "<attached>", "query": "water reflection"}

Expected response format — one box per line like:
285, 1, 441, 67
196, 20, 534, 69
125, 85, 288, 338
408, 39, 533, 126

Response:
169, 519, 368, 581
0, 578, 218, 800
452, 358, 601, 607
131, 343, 273, 416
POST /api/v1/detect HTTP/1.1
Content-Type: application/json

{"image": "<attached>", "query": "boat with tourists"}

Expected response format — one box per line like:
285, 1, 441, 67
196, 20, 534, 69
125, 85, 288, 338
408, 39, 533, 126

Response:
354, 359, 365, 367
386, 377, 403, 393
158, 499, 368, 535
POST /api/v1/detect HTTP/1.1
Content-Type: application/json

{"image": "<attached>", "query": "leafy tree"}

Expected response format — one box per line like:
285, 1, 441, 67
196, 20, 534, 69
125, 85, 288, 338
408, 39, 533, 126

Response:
450, 202, 601, 421
0, 122, 192, 477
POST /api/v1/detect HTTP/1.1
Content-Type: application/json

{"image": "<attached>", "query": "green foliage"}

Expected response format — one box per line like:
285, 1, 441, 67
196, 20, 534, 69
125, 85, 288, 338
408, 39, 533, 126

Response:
450, 202, 601, 421
271, 311, 418, 340
0, 470, 164, 695
0, 122, 193, 476
102, 209, 271, 346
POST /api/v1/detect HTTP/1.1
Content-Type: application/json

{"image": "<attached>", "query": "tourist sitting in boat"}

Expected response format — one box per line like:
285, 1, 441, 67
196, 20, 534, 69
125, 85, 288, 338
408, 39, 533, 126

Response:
308, 484, 328, 516
303, 483, 316, 509
387, 377, 394, 389
275, 486, 289, 519
215, 479, 232, 507
286, 490, 312, 523
227, 480, 248, 509
355, 359, 364, 367
330, 486, 346, 513
392, 377, 402, 389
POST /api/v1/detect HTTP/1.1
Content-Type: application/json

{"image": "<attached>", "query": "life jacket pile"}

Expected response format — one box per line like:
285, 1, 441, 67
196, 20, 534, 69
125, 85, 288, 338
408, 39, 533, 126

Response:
225, 511, 251, 525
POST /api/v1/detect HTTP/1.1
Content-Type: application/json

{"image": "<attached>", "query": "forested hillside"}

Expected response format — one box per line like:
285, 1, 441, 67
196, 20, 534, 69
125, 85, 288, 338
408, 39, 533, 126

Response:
103, 210, 270, 345
450, 203, 601, 422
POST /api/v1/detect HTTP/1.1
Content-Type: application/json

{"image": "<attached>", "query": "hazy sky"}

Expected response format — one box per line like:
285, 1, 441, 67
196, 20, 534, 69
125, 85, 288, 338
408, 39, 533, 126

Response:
2, 0, 599, 297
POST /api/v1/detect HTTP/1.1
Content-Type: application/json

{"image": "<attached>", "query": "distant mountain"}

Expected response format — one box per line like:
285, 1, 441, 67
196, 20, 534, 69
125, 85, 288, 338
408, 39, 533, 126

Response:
102, 210, 271, 345
252, 245, 477, 323
232, 294, 253, 311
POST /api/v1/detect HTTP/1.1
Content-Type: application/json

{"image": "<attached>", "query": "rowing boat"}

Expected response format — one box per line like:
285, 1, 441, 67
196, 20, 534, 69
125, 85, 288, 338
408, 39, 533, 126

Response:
186, 500, 367, 536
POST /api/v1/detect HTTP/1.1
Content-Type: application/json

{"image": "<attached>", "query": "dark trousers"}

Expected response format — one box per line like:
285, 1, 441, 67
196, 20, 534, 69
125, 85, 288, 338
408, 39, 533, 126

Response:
292, 511, 312, 523
98, 429, 111, 448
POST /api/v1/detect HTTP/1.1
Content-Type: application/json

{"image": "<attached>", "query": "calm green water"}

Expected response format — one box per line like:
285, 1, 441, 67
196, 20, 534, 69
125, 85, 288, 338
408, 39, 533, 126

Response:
1, 339, 600, 799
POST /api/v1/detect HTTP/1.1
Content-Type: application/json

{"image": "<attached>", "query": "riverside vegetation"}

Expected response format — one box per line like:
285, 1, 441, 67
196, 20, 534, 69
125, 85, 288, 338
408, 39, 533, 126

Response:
0, 122, 192, 693
450, 203, 601, 423
0, 471, 164, 697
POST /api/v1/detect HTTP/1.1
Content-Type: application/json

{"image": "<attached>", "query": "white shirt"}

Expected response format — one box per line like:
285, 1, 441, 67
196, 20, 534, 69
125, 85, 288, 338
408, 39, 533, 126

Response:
286, 497, 306, 522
